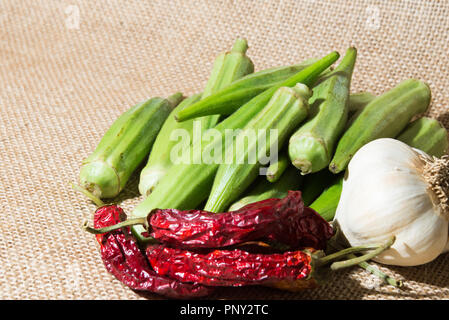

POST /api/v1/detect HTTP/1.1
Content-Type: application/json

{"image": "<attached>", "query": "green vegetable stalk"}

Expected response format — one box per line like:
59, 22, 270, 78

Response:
348, 92, 375, 114
329, 79, 431, 173
204, 83, 312, 213
175, 59, 322, 122
199, 38, 254, 129
309, 174, 343, 221
78, 93, 182, 200
300, 169, 336, 206
138, 38, 254, 197
397, 117, 449, 157
288, 47, 357, 174
138, 94, 201, 197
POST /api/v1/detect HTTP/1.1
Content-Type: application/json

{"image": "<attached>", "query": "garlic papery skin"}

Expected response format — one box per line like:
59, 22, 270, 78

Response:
334, 138, 449, 266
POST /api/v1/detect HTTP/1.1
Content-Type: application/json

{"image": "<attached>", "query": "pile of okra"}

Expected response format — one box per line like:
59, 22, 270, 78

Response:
77, 38, 447, 243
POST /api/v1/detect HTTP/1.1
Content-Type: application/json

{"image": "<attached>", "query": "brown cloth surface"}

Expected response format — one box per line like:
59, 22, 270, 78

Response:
1, 0, 448, 300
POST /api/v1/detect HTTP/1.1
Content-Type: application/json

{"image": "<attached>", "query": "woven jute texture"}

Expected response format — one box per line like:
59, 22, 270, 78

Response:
1, 0, 448, 300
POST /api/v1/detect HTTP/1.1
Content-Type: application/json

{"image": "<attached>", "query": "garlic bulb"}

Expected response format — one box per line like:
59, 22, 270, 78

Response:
334, 138, 449, 266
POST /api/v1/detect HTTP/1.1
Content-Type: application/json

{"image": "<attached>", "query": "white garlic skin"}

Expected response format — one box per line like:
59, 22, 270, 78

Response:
334, 138, 448, 266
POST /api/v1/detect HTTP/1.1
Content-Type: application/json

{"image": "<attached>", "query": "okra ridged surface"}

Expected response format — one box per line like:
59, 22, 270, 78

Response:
288, 47, 357, 175
175, 59, 321, 122
204, 83, 312, 213
397, 117, 449, 158
79, 93, 182, 199
329, 78, 431, 173
138, 93, 202, 197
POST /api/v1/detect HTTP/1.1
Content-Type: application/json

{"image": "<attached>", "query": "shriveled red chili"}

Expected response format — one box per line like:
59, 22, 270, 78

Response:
87, 191, 333, 250
145, 237, 397, 292
146, 244, 318, 290
267, 206, 334, 250
93, 205, 213, 299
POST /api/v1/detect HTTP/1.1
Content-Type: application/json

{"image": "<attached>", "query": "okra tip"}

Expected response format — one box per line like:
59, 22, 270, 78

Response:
166, 92, 184, 108
231, 38, 249, 53
328, 161, 343, 174
325, 51, 340, 63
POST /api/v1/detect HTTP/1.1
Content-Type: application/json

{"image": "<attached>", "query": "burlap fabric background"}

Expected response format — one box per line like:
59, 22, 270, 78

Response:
1, 0, 448, 300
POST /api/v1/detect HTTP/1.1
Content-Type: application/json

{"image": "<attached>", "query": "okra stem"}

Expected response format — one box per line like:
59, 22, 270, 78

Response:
230, 38, 249, 53
166, 92, 184, 108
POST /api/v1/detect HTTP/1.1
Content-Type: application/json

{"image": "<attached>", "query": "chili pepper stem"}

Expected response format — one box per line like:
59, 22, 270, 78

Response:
83, 217, 148, 234
315, 236, 396, 269
329, 236, 396, 271
327, 241, 402, 287
352, 254, 403, 287
71, 182, 104, 207
315, 243, 382, 266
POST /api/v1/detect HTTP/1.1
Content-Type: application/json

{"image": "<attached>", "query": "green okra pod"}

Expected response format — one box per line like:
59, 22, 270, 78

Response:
346, 92, 376, 129
300, 169, 336, 206
266, 151, 289, 183
199, 38, 254, 129
78, 93, 182, 200
348, 92, 376, 114
329, 79, 431, 173
129, 51, 340, 242
309, 174, 344, 221
229, 166, 303, 211
138, 39, 254, 197
175, 59, 321, 122
310, 116, 447, 221
288, 47, 357, 175
138, 93, 202, 197
397, 117, 449, 157
204, 83, 312, 213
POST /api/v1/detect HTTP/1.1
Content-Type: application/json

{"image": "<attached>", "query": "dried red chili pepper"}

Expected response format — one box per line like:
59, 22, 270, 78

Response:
268, 206, 334, 249
93, 205, 213, 299
86, 191, 333, 250
146, 245, 315, 288
145, 237, 396, 292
